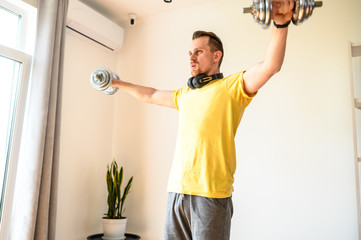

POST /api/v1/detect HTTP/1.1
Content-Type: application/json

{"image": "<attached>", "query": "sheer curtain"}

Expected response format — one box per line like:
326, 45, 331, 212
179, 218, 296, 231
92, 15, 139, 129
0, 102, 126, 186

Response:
10, 0, 68, 239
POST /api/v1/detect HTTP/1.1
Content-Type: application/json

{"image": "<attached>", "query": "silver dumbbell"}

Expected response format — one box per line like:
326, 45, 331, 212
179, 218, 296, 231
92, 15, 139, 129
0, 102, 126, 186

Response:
90, 67, 119, 95
292, 0, 323, 25
243, 0, 272, 29
242, 0, 323, 29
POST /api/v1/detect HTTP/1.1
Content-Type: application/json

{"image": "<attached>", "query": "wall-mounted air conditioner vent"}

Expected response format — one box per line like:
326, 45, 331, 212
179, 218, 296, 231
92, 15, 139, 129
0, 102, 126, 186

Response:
67, 0, 124, 51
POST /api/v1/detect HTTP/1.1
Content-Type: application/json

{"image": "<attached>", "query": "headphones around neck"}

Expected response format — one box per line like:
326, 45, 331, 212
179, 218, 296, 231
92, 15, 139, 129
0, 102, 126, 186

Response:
187, 73, 224, 89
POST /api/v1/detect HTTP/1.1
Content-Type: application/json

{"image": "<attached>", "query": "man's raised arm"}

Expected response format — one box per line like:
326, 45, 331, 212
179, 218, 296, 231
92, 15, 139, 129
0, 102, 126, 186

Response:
243, 0, 294, 95
112, 78, 176, 109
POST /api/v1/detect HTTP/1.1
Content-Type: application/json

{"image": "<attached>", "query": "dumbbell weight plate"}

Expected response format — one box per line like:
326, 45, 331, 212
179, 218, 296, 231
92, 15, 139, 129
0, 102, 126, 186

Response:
293, 0, 304, 25
260, 0, 269, 25
300, 0, 307, 24
102, 73, 119, 95
103, 86, 119, 95
303, 0, 309, 21
257, 0, 264, 24
90, 67, 113, 91
257, 0, 262, 24
292, 0, 298, 25
252, 0, 260, 22
292, 0, 299, 25
306, 0, 313, 20
262, 0, 268, 26
309, 0, 315, 17
262, 0, 271, 29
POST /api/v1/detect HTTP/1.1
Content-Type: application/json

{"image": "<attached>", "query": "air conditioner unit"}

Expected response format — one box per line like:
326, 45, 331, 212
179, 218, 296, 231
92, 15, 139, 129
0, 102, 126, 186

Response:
66, 0, 124, 51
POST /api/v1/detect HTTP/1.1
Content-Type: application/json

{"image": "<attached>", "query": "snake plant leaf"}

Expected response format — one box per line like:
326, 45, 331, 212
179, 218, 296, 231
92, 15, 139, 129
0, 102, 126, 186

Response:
120, 176, 133, 217
105, 160, 133, 219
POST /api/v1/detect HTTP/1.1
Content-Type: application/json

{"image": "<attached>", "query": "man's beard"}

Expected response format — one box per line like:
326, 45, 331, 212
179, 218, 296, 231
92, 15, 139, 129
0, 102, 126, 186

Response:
190, 63, 202, 77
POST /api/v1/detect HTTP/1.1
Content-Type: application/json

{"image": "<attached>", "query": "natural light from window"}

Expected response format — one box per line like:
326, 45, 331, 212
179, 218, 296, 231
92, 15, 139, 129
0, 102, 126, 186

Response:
0, 0, 37, 238
0, 4, 23, 217
0, 6, 20, 49
0, 56, 22, 214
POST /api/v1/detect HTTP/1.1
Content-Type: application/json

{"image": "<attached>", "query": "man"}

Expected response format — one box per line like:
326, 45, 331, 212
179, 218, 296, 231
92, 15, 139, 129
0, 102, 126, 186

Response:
111, 1, 294, 239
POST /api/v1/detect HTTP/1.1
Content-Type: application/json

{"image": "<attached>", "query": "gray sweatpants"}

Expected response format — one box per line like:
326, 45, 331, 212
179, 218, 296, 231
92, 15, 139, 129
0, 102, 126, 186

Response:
163, 193, 233, 240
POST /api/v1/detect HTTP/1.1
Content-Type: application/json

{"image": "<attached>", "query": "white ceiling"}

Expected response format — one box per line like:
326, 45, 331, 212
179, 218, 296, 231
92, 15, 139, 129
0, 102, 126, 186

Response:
79, 0, 219, 27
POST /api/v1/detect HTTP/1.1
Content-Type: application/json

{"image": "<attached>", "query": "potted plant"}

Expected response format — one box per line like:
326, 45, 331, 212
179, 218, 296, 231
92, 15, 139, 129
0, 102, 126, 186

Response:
103, 160, 133, 240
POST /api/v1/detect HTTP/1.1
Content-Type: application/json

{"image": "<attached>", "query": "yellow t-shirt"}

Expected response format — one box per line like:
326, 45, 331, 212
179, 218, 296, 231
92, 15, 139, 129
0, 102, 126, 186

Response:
168, 71, 256, 198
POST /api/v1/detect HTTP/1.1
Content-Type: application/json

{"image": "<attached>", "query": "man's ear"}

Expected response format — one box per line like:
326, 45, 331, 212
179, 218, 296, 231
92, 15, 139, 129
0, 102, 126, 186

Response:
213, 50, 222, 63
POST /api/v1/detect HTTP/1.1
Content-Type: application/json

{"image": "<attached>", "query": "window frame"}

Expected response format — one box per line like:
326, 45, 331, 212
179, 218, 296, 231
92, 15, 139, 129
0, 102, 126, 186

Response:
0, 0, 35, 238
0, 0, 37, 54
0, 44, 32, 240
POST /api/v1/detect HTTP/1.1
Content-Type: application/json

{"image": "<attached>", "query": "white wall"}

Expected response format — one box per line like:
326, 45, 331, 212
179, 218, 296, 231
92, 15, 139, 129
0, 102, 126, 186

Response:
56, 0, 361, 239
56, 30, 117, 239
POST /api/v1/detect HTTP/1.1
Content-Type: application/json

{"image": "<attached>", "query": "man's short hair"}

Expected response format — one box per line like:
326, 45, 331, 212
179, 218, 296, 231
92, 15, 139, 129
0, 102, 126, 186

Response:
192, 30, 224, 67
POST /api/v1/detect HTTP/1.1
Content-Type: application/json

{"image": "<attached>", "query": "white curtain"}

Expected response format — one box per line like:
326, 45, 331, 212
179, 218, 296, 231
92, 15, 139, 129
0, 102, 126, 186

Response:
10, 0, 68, 239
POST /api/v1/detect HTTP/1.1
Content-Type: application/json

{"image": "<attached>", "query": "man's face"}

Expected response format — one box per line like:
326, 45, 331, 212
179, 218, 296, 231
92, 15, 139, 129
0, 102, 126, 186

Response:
189, 36, 216, 77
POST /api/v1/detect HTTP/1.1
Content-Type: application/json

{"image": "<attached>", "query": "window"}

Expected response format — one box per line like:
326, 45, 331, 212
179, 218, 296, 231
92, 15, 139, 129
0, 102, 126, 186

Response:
0, 6, 20, 48
0, 0, 37, 238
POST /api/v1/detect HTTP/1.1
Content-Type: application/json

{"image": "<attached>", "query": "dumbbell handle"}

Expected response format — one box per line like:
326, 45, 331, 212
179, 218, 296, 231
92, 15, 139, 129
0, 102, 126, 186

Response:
242, 7, 252, 14
314, 1, 322, 7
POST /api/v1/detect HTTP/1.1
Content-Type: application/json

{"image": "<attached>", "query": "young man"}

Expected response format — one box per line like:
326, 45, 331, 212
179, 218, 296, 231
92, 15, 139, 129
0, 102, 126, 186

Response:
111, 1, 294, 239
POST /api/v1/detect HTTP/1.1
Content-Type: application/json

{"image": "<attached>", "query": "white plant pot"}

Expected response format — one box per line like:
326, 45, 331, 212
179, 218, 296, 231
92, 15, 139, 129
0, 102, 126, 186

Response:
102, 218, 127, 240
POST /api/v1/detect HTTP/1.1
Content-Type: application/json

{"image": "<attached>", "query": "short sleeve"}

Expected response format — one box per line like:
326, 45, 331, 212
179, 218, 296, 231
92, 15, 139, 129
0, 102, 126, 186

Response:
172, 88, 184, 111
226, 71, 257, 108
